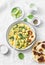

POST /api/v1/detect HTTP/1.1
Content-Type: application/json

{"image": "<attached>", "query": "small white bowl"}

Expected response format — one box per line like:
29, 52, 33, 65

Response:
10, 6, 24, 21
0, 45, 9, 55
31, 17, 41, 26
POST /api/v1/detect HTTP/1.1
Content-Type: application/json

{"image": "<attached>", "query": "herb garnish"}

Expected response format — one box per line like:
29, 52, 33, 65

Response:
28, 14, 34, 19
9, 36, 14, 40
18, 53, 24, 60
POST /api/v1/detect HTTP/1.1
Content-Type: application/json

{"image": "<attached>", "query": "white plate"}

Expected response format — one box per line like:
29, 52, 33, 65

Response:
6, 20, 36, 51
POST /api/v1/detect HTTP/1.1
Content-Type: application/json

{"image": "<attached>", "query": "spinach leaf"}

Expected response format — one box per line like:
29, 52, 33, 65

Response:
9, 36, 14, 40
18, 53, 24, 60
18, 33, 25, 39
23, 18, 27, 22
28, 14, 34, 19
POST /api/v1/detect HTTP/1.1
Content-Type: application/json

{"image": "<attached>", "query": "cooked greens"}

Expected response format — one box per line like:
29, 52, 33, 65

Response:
9, 36, 14, 40
23, 18, 27, 22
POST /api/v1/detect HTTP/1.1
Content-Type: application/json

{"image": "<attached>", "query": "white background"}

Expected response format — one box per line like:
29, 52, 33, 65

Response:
0, 0, 45, 65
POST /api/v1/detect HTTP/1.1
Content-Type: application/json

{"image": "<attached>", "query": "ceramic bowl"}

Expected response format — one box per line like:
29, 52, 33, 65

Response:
6, 20, 36, 50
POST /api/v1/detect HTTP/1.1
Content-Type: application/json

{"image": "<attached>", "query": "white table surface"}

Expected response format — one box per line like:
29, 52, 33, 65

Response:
0, 0, 45, 65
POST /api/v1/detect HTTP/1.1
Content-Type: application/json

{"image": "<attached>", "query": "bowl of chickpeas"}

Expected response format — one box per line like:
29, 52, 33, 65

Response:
6, 20, 36, 50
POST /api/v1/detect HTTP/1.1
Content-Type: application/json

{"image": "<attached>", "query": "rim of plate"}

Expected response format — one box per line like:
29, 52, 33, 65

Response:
6, 20, 36, 51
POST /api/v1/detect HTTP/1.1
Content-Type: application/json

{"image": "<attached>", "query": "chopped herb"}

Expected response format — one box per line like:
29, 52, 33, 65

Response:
18, 33, 25, 39
9, 36, 14, 40
16, 10, 22, 18
13, 24, 18, 30
30, 3, 35, 8
16, 43, 20, 46
19, 46, 22, 49
19, 26, 24, 28
17, 40, 20, 46
19, 26, 26, 29
14, 31, 16, 35
18, 53, 24, 59
11, 8, 18, 14
19, 44, 24, 49
18, 33, 23, 37
28, 14, 34, 19
23, 18, 27, 22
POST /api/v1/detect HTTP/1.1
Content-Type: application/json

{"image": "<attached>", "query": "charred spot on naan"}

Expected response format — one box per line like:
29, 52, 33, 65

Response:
41, 44, 45, 49
28, 30, 33, 35
39, 49, 43, 52
33, 51, 43, 56
38, 56, 45, 62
